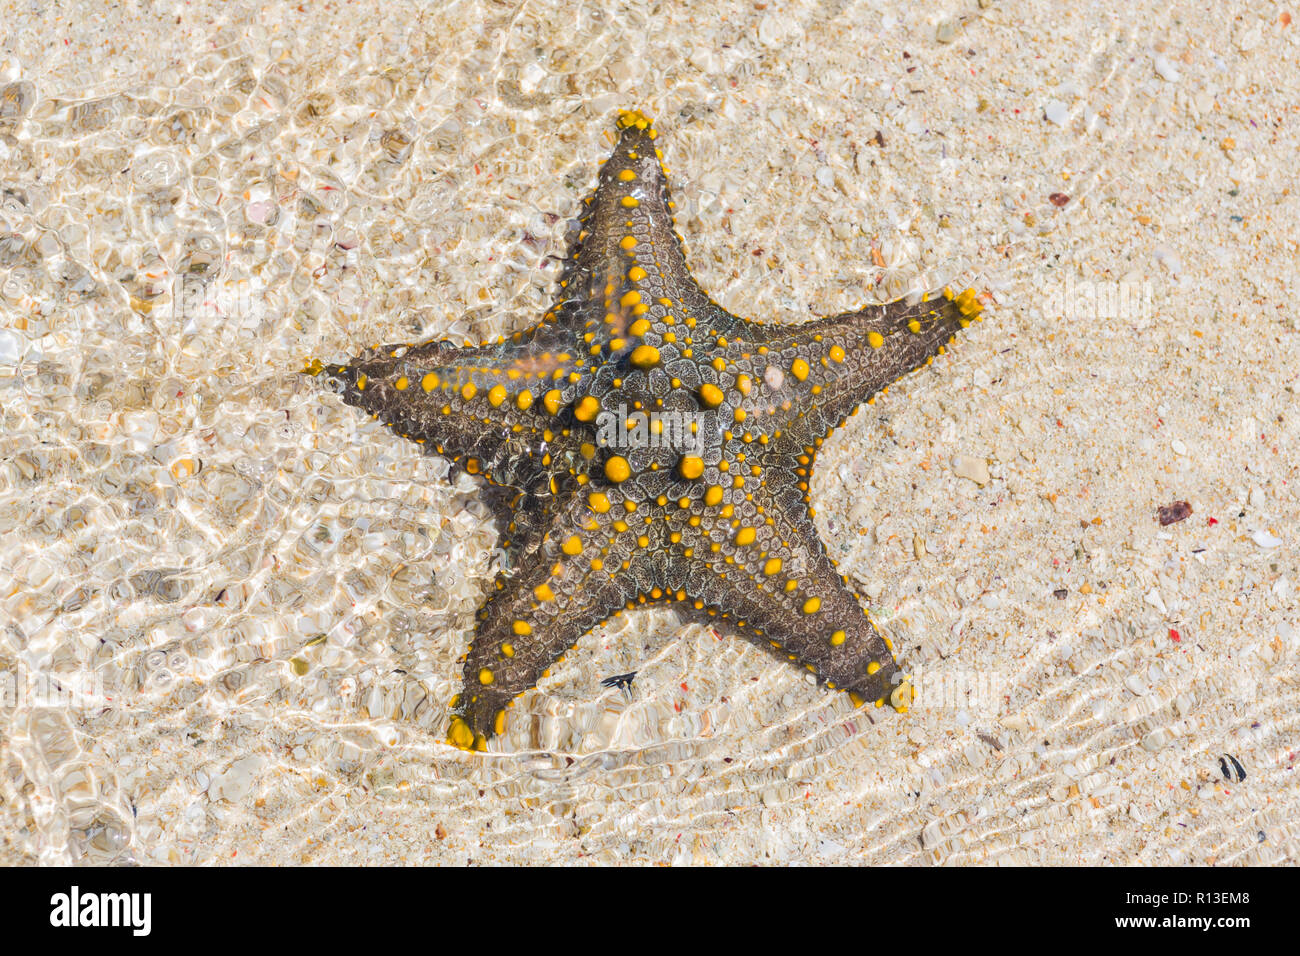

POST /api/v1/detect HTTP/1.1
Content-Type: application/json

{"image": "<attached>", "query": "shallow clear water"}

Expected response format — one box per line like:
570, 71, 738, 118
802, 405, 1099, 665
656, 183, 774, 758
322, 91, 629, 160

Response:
2, 0, 1297, 865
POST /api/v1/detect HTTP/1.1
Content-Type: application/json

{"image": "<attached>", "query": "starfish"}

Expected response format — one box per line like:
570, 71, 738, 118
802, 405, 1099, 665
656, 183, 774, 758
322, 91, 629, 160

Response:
311, 110, 985, 751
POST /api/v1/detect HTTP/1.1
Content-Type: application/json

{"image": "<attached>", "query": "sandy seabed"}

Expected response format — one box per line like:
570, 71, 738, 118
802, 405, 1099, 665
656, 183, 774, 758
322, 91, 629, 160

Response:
0, 0, 1297, 865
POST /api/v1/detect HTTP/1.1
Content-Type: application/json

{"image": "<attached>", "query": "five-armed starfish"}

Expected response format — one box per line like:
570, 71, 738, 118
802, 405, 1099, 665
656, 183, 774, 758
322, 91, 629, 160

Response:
311, 110, 984, 750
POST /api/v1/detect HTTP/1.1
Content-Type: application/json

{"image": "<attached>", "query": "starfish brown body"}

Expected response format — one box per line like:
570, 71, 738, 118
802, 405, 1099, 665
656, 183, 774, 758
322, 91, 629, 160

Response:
314, 110, 984, 750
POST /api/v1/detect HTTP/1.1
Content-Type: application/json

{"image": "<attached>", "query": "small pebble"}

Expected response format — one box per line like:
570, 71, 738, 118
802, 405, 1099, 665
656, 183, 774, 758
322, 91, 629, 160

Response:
1218, 754, 1246, 783
1043, 100, 1069, 126
1251, 529, 1283, 549
1141, 729, 1170, 752
1153, 53, 1181, 83
1154, 245, 1183, 274
951, 454, 990, 486
1157, 500, 1192, 525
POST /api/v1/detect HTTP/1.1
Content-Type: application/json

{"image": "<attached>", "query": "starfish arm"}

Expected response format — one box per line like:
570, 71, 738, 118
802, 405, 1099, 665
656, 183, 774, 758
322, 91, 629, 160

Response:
669, 463, 899, 707
557, 110, 742, 340
318, 328, 601, 488
449, 487, 673, 747
714, 288, 984, 442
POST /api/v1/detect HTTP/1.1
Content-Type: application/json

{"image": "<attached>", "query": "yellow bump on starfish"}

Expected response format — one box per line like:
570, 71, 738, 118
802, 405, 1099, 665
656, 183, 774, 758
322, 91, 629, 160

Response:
448, 716, 475, 750
890, 680, 914, 713
630, 344, 659, 368
605, 456, 632, 482
954, 287, 983, 317
699, 383, 724, 407
867, 331, 884, 349
512, 619, 532, 635
678, 455, 704, 480
616, 108, 653, 131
